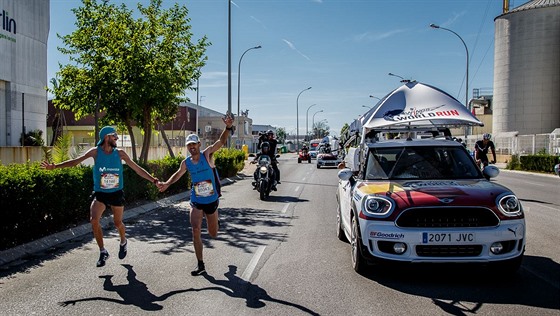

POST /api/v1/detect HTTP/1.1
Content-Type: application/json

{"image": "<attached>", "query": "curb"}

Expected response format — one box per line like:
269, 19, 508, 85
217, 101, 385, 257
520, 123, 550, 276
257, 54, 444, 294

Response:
0, 176, 241, 267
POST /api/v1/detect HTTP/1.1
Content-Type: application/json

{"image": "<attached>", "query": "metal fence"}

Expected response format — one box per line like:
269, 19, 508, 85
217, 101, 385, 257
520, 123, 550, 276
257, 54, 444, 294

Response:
466, 133, 560, 156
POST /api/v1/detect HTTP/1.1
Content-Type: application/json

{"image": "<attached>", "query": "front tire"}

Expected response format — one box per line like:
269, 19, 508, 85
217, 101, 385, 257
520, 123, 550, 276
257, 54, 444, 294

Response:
351, 215, 367, 274
336, 202, 348, 242
298, 158, 302, 163
259, 181, 268, 200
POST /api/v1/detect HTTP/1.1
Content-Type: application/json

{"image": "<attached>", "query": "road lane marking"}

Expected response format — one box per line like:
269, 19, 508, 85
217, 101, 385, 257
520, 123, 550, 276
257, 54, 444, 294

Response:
302, 177, 307, 181
524, 203, 560, 213
241, 246, 266, 282
281, 203, 290, 214
295, 186, 300, 192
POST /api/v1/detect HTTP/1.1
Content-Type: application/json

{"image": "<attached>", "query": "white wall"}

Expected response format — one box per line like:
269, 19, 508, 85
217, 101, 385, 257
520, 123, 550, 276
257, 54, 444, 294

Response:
0, 0, 49, 146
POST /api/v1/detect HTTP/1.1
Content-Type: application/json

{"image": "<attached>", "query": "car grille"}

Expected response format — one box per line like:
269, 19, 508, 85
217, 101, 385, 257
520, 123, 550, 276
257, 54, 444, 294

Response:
416, 245, 483, 257
396, 207, 499, 228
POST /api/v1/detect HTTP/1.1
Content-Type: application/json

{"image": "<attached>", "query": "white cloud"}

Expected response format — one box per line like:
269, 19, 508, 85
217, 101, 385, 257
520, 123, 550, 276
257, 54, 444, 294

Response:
282, 39, 311, 61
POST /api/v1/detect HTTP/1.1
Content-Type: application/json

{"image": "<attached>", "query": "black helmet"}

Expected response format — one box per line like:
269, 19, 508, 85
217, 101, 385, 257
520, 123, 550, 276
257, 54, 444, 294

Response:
261, 141, 270, 151
267, 130, 274, 135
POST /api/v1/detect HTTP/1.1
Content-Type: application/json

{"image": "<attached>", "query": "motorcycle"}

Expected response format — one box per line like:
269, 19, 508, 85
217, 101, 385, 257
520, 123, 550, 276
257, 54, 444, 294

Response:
298, 148, 312, 163
252, 154, 276, 200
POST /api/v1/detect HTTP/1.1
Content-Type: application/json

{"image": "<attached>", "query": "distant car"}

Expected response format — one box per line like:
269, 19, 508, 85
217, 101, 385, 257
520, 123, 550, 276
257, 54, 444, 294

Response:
337, 138, 525, 274
309, 139, 321, 159
316, 143, 341, 168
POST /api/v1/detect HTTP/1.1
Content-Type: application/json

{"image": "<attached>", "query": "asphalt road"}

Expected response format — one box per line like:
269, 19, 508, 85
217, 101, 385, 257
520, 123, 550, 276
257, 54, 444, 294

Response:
0, 154, 558, 315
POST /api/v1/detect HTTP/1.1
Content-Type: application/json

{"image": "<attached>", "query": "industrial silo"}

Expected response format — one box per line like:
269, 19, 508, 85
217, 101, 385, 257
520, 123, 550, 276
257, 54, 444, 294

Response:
493, 0, 560, 135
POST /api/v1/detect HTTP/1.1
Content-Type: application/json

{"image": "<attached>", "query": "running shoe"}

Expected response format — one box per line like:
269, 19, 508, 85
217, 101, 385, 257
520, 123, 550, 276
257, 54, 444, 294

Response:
96, 251, 109, 267
191, 262, 206, 276
118, 240, 127, 259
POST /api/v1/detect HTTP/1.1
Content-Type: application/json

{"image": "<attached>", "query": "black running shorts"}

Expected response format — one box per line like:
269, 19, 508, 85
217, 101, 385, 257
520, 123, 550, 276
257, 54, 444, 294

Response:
92, 190, 126, 207
190, 200, 219, 215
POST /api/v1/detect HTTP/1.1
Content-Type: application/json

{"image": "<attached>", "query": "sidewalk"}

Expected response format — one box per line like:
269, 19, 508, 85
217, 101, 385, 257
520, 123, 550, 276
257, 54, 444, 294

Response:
0, 160, 254, 267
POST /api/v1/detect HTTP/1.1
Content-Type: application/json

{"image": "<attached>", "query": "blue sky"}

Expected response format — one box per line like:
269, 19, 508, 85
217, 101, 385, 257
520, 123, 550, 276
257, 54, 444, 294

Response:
48, 0, 508, 137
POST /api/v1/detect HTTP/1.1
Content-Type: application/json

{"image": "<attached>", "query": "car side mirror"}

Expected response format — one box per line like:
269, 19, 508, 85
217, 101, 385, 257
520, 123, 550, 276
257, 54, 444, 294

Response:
482, 165, 500, 179
338, 168, 353, 181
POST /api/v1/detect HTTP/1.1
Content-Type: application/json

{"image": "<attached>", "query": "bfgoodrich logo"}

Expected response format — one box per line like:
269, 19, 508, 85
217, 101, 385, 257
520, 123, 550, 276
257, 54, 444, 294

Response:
1, 9, 16, 34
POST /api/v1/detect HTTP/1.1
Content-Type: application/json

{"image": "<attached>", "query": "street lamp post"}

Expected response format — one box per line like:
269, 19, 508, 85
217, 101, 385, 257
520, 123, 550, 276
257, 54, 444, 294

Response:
312, 109, 323, 139
362, 105, 371, 109
388, 72, 411, 83
430, 23, 469, 136
369, 95, 381, 101
305, 103, 317, 142
296, 87, 312, 152
237, 45, 261, 148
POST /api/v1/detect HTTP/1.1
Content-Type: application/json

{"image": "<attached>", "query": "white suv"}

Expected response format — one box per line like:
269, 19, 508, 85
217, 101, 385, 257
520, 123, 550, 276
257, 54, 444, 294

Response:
336, 137, 525, 274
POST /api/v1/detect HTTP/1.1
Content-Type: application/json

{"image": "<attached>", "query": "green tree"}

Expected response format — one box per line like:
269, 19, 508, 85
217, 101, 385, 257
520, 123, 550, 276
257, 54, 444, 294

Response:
276, 127, 286, 144
51, 0, 209, 163
313, 121, 330, 139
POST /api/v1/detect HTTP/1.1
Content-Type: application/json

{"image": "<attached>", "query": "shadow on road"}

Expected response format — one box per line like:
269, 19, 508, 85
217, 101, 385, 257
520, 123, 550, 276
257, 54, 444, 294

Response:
361, 255, 560, 314
202, 265, 319, 315
58, 264, 200, 311
57, 264, 320, 314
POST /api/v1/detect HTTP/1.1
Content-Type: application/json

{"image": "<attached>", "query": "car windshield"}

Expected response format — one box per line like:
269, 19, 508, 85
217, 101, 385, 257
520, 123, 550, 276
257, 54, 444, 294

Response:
365, 146, 481, 180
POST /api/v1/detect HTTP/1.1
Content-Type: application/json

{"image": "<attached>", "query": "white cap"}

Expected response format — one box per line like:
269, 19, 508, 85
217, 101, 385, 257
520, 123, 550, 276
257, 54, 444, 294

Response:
186, 134, 200, 145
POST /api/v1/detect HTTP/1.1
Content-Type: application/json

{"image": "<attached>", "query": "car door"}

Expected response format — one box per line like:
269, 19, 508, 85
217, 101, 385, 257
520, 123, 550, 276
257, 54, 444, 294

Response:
338, 176, 353, 237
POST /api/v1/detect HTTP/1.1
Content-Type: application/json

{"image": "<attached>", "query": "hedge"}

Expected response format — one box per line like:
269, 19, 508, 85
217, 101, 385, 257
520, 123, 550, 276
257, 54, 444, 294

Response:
0, 148, 245, 250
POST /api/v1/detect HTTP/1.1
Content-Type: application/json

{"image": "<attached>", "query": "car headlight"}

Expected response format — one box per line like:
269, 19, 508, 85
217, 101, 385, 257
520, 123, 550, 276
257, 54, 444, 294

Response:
362, 195, 394, 217
259, 166, 268, 174
497, 193, 523, 217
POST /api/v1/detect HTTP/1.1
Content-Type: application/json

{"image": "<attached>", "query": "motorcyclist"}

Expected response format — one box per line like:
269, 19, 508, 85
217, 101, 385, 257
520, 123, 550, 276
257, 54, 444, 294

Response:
264, 130, 280, 184
301, 144, 309, 154
251, 141, 277, 190
474, 133, 496, 169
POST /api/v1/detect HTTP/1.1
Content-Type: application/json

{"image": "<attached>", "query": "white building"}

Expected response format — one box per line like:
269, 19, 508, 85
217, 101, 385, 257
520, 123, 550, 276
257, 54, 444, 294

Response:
493, 0, 560, 135
0, 0, 49, 146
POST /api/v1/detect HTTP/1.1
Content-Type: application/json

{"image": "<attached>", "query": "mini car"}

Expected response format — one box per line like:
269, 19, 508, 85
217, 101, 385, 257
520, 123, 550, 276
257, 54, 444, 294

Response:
337, 138, 525, 274
316, 143, 341, 168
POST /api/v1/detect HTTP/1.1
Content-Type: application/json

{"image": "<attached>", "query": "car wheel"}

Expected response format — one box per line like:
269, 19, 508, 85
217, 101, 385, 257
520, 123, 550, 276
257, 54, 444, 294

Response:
308, 157, 311, 163
298, 158, 301, 163
316, 164, 320, 169
350, 215, 366, 273
336, 202, 348, 242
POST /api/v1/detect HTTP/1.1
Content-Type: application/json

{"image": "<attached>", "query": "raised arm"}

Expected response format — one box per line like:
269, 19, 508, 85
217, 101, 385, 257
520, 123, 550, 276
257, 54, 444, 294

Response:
204, 113, 234, 156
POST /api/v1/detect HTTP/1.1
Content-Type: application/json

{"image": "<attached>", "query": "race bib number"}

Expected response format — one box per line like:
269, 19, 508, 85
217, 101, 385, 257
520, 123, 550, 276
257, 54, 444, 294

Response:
100, 173, 120, 189
194, 180, 214, 197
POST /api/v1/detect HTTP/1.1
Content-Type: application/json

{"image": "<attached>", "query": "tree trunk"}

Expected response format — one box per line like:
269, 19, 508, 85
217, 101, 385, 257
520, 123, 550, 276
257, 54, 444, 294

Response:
158, 120, 175, 158
125, 122, 138, 161
139, 106, 152, 164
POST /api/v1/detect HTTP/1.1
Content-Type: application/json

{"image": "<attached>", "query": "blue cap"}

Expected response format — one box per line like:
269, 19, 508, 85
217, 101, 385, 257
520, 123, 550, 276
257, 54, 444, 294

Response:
97, 126, 117, 146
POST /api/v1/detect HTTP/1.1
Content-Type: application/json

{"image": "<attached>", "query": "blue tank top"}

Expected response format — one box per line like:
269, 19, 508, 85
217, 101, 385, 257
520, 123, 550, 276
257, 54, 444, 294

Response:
93, 147, 124, 192
185, 151, 219, 204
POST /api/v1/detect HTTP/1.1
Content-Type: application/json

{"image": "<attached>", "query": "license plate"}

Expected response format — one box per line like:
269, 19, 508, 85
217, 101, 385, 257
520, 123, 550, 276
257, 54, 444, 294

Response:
422, 232, 476, 244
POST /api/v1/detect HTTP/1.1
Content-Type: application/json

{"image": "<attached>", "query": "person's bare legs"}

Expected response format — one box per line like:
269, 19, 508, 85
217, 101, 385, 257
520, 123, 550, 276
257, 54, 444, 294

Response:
190, 207, 204, 262
90, 200, 106, 250
206, 210, 219, 238
111, 205, 126, 243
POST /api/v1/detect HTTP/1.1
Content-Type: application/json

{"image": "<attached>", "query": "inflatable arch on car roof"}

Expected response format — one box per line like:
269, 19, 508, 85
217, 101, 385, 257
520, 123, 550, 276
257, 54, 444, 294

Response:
349, 81, 483, 144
